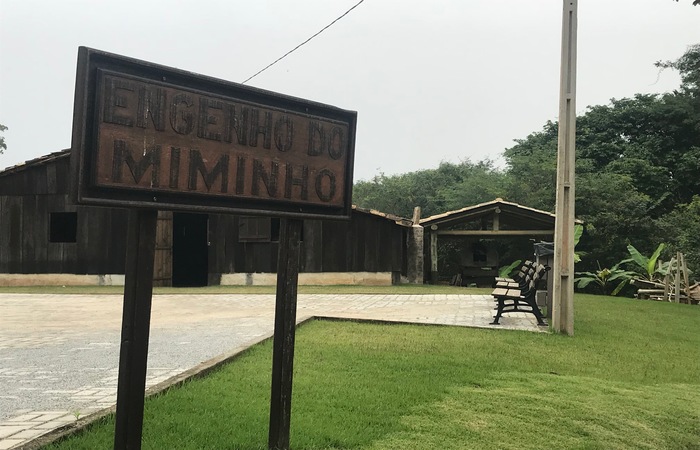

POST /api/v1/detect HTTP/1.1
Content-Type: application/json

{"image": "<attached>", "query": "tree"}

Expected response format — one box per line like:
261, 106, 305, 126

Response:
0, 123, 7, 154
502, 123, 558, 212
574, 172, 653, 269
574, 93, 700, 213
656, 196, 700, 275
656, 43, 700, 94
353, 160, 505, 218
673, 0, 700, 7
501, 45, 700, 273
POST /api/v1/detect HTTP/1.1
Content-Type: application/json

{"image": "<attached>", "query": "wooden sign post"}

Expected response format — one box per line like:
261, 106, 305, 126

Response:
268, 219, 303, 450
113, 209, 158, 449
70, 47, 357, 450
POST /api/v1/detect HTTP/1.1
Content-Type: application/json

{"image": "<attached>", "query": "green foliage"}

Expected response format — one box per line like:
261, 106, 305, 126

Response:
576, 172, 654, 268
504, 45, 699, 276
656, 43, 700, 93
0, 123, 6, 154
623, 243, 667, 281
656, 196, 700, 276
498, 259, 522, 278
502, 124, 558, 211
353, 160, 506, 218
576, 93, 700, 211
574, 262, 637, 296
573, 223, 585, 263
674, 0, 700, 7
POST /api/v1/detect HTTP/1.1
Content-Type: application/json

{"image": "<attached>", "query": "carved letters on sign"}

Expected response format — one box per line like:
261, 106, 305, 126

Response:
93, 71, 349, 208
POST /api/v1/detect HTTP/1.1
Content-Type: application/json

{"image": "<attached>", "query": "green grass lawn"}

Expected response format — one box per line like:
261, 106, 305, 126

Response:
0, 284, 492, 295
45, 294, 700, 449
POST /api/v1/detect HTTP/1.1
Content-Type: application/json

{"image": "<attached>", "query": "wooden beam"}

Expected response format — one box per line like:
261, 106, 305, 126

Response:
552, 0, 578, 336
675, 252, 681, 303
430, 231, 438, 284
408, 206, 424, 284
436, 230, 553, 236
412, 206, 421, 225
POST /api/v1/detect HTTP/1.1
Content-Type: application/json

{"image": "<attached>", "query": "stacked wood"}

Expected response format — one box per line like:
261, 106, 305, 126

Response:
688, 283, 700, 305
632, 252, 696, 304
632, 279, 665, 300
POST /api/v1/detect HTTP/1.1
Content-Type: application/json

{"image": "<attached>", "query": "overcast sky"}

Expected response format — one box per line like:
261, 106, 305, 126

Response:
0, 0, 698, 181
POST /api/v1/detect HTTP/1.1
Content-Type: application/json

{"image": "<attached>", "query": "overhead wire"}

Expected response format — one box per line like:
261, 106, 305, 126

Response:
241, 0, 365, 84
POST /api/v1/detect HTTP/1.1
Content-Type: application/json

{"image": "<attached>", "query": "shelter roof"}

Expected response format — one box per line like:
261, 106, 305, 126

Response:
420, 198, 581, 228
0, 149, 70, 178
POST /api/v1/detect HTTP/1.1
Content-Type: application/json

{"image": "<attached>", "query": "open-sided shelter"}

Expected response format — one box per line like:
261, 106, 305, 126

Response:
420, 198, 567, 286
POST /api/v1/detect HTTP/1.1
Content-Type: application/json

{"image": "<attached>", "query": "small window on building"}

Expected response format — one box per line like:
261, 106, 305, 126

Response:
239, 216, 272, 242
271, 218, 280, 242
49, 212, 77, 243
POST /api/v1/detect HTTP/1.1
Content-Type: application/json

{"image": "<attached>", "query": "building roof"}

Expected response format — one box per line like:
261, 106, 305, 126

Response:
352, 205, 413, 227
0, 149, 70, 178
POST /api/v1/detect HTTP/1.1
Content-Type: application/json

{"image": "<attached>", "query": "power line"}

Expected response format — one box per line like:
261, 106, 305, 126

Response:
241, 0, 365, 84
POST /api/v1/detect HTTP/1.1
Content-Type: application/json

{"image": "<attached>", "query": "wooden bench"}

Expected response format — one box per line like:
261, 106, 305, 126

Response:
490, 264, 548, 326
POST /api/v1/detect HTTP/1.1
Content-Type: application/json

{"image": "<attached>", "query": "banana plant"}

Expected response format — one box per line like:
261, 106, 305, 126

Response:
498, 260, 522, 278
574, 261, 637, 296
623, 243, 667, 281
574, 224, 585, 263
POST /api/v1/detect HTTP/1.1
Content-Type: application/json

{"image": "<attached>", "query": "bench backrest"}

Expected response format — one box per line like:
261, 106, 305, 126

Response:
520, 264, 548, 296
512, 260, 535, 282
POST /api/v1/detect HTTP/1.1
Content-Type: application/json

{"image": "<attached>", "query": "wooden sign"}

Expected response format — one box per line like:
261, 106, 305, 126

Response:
71, 47, 357, 219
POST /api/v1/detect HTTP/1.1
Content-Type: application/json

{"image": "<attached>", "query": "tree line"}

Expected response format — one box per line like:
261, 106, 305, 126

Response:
353, 44, 700, 284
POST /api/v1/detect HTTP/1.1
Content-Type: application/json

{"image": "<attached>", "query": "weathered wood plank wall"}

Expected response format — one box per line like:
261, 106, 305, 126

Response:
1, 156, 409, 282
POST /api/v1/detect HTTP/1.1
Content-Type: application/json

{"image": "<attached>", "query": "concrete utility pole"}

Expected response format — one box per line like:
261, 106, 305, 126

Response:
552, 0, 578, 335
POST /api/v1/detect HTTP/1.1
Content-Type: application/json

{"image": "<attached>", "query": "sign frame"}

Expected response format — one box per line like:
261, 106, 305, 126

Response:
70, 47, 357, 220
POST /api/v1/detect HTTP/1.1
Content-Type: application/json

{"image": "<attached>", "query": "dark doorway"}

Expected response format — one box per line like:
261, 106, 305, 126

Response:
172, 213, 209, 287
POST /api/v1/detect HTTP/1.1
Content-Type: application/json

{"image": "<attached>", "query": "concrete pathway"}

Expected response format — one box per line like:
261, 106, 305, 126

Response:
0, 293, 545, 449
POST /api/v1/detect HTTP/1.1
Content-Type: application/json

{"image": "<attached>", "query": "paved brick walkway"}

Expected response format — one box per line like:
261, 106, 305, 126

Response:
0, 293, 545, 448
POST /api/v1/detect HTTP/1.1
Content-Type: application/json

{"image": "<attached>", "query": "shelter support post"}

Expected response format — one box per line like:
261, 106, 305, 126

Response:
407, 207, 424, 284
114, 209, 158, 450
552, 0, 578, 335
430, 228, 438, 284
268, 218, 303, 450
675, 252, 681, 303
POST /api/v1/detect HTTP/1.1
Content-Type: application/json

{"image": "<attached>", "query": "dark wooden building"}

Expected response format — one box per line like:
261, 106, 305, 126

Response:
0, 150, 413, 286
